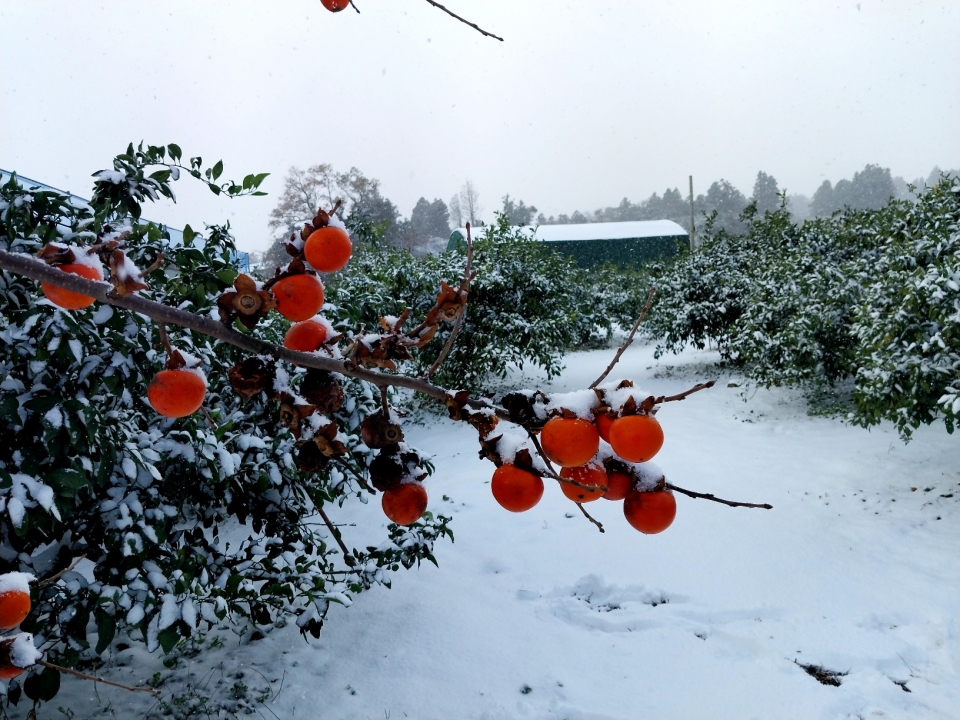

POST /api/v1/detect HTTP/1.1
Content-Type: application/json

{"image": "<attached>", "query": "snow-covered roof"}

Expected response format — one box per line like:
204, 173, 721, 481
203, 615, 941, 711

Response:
452, 220, 687, 243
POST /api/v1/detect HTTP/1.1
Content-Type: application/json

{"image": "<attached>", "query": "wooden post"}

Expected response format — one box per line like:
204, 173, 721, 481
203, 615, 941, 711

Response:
688, 175, 696, 251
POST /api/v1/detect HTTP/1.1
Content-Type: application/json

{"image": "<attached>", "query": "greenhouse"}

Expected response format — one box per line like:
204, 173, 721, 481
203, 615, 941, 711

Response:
448, 219, 689, 267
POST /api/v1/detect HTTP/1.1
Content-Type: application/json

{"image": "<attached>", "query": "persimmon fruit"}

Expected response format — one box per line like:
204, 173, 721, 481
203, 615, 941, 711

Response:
40, 263, 102, 310
321, 0, 350, 11
540, 417, 599, 468
491, 464, 544, 512
382, 482, 428, 525
304, 226, 352, 273
148, 369, 207, 418
284, 319, 328, 352
0, 591, 31, 631
559, 464, 606, 503
602, 470, 633, 502
623, 489, 676, 534
608, 414, 664, 463
0, 663, 24, 680
272, 274, 325, 322
594, 413, 615, 443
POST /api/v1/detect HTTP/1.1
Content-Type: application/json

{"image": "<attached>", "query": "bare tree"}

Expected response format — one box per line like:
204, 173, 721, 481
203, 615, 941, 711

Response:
458, 180, 482, 226
449, 194, 463, 229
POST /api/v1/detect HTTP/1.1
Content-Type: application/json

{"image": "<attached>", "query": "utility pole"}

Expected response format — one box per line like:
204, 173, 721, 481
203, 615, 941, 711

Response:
689, 175, 696, 251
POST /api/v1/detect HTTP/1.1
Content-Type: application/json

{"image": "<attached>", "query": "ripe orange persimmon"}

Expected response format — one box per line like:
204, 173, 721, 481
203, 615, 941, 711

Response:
40, 263, 102, 310
608, 414, 664, 463
540, 417, 599, 468
594, 413, 615, 443
0, 663, 24, 680
0, 591, 31, 631
304, 226, 352, 273
284, 319, 328, 352
603, 470, 633, 502
491, 464, 544, 512
382, 482, 428, 525
623, 489, 676, 534
559, 464, 606, 503
148, 369, 207, 418
321, 0, 350, 11
272, 274, 325, 322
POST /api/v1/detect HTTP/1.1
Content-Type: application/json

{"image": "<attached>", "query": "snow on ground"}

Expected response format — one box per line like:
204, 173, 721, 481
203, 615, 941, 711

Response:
38, 342, 958, 719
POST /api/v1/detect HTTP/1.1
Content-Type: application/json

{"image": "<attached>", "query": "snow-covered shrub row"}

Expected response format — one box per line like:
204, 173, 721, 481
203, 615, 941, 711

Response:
0, 146, 451, 702
326, 212, 610, 390
641, 178, 959, 438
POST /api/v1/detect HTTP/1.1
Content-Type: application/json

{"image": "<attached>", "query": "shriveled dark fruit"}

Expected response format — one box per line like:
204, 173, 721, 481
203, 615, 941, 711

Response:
369, 448, 404, 492
300, 369, 344, 413
296, 441, 329, 473
228, 357, 276, 398
360, 410, 404, 449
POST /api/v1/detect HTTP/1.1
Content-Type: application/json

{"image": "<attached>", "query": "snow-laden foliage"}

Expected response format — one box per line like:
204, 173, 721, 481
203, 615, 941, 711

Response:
327, 212, 610, 390
0, 145, 452, 702
642, 179, 959, 439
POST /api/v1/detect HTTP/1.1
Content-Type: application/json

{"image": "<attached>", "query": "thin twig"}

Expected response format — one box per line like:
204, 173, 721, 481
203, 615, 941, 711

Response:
421, 0, 503, 41
380, 386, 390, 415
526, 432, 608, 494
33, 555, 86, 589
140, 252, 166, 277
426, 223, 474, 380
666, 483, 772, 509
157, 322, 174, 357
333, 457, 376, 495
316, 505, 356, 565
576, 503, 605, 533
590, 287, 656, 389
200, 406, 219, 430
654, 380, 717, 404
349, 1, 360, 13
37, 659, 161, 696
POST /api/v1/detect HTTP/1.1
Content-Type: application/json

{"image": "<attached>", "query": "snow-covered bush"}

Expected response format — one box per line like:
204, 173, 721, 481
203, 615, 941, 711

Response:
644, 181, 960, 438
327, 212, 610, 390
0, 145, 451, 704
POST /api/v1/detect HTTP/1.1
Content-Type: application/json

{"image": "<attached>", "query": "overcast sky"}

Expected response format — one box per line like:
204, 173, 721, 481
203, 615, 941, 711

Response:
2, 1, 957, 252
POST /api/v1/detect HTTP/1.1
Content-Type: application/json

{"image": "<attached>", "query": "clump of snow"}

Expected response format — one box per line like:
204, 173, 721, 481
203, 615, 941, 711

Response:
64, 244, 104, 277
0, 572, 35, 595
113, 252, 143, 284
546, 389, 600, 419
631, 460, 665, 491
8, 633, 41, 669
328, 214, 348, 232
94, 170, 126, 184
597, 379, 654, 413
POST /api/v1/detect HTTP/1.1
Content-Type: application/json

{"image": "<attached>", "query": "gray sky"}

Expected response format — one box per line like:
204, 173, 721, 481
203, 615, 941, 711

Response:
2, 1, 957, 252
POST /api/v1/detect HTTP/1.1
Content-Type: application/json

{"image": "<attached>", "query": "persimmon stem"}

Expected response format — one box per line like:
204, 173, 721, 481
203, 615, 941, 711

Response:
33, 555, 86, 589
576, 503, 605, 533
157, 322, 174, 357
590, 287, 656, 389
427, 223, 474, 380
380, 386, 390, 415
421, 0, 504, 41
332, 457, 376, 495
666, 483, 772, 509
36, 660, 161, 696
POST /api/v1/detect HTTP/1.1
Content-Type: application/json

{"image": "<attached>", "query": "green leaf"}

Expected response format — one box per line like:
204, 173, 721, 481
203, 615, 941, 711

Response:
95, 612, 116, 654
0, 395, 19, 420
183, 224, 196, 246
208, 184, 222, 196
24, 666, 60, 703
167, 143, 182, 162
216, 268, 238, 286
212, 160, 223, 181
24, 396, 58, 414
49, 468, 88, 498
158, 626, 179, 654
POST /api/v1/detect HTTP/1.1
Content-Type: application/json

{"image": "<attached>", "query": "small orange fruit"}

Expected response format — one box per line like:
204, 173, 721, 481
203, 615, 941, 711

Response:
623, 489, 676, 534
304, 226, 352, 273
491, 464, 544, 512
382, 482, 428, 525
321, 0, 350, 11
608, 415, 664, 463
40, 263, 102, 309
602, 470, 633, 502
0, 590, 31, 631
559, 464, 606, 503
272, 274, 325, 322
148, 369, 207, 418
284, 319, 328, 352
540, 417, 599, 468
594, 413, 615, 443
0, 663, 24, 680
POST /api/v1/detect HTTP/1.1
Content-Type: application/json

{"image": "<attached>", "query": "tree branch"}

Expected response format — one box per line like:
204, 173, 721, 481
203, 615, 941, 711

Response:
590, 287, 656, 389
426, 223, 474, 380
665, 483, 772, 509
317, 505, 357, 566
421, 0, 504, 41
576, 502, 605, 533
37, 659, 161, 696
33, 555, 86, 589
654, 380, 717, 404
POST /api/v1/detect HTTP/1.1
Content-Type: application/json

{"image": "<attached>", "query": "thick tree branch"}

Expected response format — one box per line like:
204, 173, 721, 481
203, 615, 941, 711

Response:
422, 0, 503, 41
590, 287, 656, 389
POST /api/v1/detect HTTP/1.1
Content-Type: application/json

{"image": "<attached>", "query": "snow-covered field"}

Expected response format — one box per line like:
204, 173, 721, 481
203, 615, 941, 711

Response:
44, 342, 958, 720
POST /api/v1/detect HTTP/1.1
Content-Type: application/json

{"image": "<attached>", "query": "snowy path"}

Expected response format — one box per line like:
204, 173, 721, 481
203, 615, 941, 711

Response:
52, 343, 959, 719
